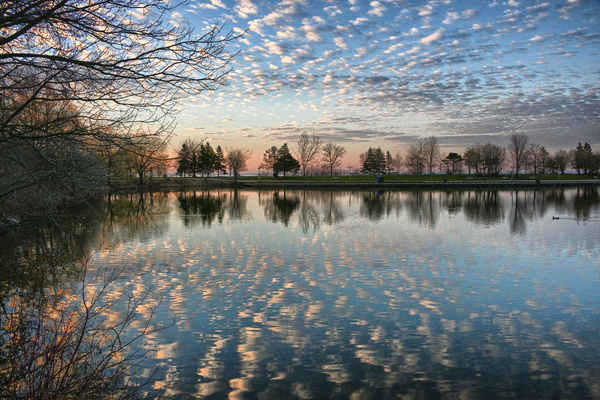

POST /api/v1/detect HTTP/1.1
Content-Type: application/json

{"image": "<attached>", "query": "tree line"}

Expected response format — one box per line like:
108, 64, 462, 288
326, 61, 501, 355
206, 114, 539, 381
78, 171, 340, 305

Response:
246, 132, 598, 179
251, 132, 347, 178
365, 134, 599, 177
175, 139, 252, 184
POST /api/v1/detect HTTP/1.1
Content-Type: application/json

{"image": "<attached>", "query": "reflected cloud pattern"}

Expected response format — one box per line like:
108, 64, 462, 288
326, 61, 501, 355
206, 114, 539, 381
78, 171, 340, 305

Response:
88, 188, 600, 399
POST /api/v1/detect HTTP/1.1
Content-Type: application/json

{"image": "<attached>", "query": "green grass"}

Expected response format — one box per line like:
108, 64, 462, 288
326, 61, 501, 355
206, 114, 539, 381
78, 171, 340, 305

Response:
240, 173, 599, 183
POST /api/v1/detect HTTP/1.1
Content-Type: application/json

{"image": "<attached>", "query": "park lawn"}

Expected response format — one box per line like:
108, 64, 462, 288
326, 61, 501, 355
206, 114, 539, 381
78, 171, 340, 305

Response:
240, 173, 598, 183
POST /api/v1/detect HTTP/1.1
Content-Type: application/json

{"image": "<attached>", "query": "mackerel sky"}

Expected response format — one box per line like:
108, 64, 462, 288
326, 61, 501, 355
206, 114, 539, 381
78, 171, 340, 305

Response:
176, 0, 600, 169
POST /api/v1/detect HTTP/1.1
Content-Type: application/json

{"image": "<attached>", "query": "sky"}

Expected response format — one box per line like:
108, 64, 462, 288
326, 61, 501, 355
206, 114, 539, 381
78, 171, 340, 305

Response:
172, 0, 600, 171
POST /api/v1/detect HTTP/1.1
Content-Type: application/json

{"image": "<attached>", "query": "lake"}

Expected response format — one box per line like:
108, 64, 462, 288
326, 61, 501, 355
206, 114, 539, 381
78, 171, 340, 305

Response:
2, 188, 599, 399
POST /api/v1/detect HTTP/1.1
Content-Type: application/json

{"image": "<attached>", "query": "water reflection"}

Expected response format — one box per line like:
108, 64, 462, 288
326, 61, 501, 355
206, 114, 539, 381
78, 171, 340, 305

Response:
178, 191, 226, 227
258, 188, 599, 234
0, 198, 105, 299
262, 190, 301, 226
104, 191, 170, 246
2, 188, 599, 400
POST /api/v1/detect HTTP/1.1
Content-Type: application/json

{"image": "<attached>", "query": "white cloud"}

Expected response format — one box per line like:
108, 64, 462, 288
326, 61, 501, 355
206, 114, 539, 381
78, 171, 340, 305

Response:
262, 11, 285, 26
324, 5, 342, 17
337, 25, 353, 33
248, 19, 264, 35
443, 12, 459, 25
334, 37, 349, 50
463, 9, 479, 19
352, 17, 370, 25
235, 0, 258, 18
384, 43, 404, 54
368, 1, 387, 17
405, 45, 422, 55
421, 29, 444, 45
418, 5, 436, 17
406, 27, 419, 36
264, 41, 287, 55
276, 27, 299, 40
302, 25, 323, 42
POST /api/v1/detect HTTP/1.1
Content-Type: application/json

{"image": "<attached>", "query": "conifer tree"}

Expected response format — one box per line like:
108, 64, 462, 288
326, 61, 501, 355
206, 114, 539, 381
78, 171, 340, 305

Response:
274, 143, 300, 178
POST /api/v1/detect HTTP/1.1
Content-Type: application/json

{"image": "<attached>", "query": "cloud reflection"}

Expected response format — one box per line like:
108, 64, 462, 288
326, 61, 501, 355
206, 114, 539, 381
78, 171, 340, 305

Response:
82, 188, 600, 399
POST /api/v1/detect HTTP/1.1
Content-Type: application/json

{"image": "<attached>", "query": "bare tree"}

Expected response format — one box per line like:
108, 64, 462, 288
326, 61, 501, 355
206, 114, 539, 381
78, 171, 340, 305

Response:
527, 143, 548, 174
225, 148, 252, 184
321, 143, 346, 177
1, 261, 165, 400
405, 142, 424, 174
0, 0, 241, 209
480, 142, 507, 176
508, 133, 530, 177
127, 135, 170, 186
549, 149, 571, 174
392, 152, 403, 173
422, 136, 440, 174
294, 132, 321, 176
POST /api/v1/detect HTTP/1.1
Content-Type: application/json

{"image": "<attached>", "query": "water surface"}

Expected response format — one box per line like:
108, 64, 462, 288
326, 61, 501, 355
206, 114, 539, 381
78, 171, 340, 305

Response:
5, 188, 600, 399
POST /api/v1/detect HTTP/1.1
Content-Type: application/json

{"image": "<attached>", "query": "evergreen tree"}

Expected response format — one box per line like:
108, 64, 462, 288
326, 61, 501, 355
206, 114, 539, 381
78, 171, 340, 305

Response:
214, 145, 227, 176
361, 147, 385, 174
273, 143, 300, 178
443, 153, 464, 174
177, 142, 192, 177
176, 139, 202, 177
373, 147, 385, 173
360, 148, 375, 174
260, 146, 279, 176
385, 151, 394, 174
572, 142, 599, 175
199, 142, 217, 177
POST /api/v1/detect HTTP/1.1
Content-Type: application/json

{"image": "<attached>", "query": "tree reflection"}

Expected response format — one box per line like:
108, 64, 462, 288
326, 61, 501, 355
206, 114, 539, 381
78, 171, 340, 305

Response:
262, 190, 301, 226
178, 191, 226, 227
226, 190, 250, 221
463, 191, 505, 226
0, 198, 105, 299
359, 191, 388, 221
322, 191, 345, 225
508, 190, 549, 234
104, 191, 170, 245
405, 191, 440, 228
359, 191, 404, 222
299, 193, 320, 233
572, 187, 600, 221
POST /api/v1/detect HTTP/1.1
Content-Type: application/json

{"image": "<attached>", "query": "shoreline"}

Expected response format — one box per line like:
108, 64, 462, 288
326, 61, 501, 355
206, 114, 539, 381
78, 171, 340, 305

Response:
110, 177, 600, 192
240, 179, 600, 190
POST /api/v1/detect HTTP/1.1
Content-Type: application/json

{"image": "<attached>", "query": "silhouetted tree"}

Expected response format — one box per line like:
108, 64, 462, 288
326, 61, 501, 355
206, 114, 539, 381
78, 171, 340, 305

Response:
571, 142, 599, 175
443, 153, 464, 174
215, 145, 227, 176
508, 133, 530, 177
260, 146, 279, 176
547, 149, 570, 174
274, 143, 300, 178
321, 143, 346, 177
423, 136, 440, 174
405, 143, 424, 174
361, 147, 385, 174
295, 132, 321, 176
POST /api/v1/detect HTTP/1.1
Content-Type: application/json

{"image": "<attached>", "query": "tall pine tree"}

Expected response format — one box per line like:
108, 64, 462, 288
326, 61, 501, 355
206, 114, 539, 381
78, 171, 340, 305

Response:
273, 143, 300, 178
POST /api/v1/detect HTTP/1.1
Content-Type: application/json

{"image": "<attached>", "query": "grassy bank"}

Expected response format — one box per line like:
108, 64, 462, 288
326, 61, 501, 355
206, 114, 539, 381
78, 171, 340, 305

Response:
239, 173, 599, 183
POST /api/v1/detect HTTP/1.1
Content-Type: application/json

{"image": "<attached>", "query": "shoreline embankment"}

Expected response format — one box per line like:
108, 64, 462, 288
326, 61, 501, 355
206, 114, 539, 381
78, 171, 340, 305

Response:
240, 179, 600, 190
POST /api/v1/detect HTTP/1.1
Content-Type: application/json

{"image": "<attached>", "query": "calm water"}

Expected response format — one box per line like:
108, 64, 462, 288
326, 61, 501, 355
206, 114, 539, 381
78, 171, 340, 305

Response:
3, 188, 600, 399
